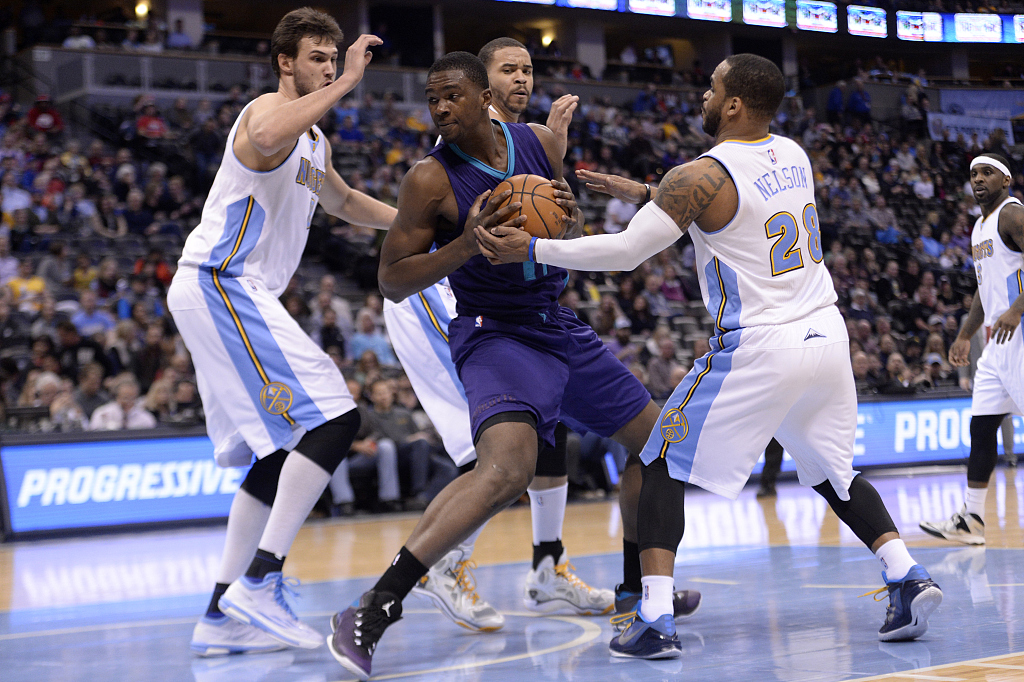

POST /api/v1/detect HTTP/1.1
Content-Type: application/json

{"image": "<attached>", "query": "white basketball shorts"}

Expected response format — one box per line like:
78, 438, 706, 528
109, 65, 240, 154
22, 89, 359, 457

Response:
168, 267, 355, 465
383, 282, 476, 466
641, 306, 858, 500
971, 332, 1024, 417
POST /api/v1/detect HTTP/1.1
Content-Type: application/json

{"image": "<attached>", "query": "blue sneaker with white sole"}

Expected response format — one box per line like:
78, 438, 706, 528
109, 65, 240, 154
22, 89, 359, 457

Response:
609, 611, 682, 659
874, 564, 942, 642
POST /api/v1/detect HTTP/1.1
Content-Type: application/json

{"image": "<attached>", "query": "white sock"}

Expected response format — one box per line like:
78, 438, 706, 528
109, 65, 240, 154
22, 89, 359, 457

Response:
965, 487, 987, 521
875, 539, 915, 582
454, 521, 487, 561
639, 575, 674, 621
216, 488, 272, 584
256, 450, 331, 557
528, 483, 568, 544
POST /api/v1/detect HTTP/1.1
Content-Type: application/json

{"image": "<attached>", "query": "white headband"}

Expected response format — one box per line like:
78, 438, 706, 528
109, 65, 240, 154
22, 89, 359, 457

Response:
970, 156, 1010, 177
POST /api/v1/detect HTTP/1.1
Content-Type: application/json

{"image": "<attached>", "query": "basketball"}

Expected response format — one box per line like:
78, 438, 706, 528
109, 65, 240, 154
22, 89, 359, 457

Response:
491, 174, 570, 240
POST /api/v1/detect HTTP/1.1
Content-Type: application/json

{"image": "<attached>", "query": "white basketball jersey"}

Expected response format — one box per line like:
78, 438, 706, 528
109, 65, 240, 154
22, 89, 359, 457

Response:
694, 135, 836, 329
178, 100, 327, 297
971, 196, 1024, 328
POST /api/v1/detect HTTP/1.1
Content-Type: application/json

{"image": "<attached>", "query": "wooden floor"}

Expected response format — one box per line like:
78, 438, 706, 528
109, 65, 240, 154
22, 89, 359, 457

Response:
2, 465, 1023, 681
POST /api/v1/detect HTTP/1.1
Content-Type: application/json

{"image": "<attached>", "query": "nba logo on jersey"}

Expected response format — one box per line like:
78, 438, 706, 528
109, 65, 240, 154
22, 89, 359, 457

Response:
475, 316, 483, 328
246, 278, 258, 292
767, 148, 777, 165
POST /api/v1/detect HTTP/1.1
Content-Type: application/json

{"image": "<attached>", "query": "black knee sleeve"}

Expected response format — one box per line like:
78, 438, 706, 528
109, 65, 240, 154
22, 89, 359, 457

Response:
295, 409, 362, 474
637, 457, 687, 553
813, 474, 897, 548
535, 422, 568, 477
240, 448, 288, 507
968, 414, 1005, 484
474, 411, 536, 445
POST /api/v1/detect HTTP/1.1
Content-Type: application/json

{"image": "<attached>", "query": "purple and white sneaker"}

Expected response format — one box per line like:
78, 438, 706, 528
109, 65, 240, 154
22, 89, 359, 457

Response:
327, 590, 402, 680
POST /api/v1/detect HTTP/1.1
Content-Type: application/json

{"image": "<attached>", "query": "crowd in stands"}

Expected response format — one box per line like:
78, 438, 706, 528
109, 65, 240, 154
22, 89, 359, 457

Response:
2, 41, 1024, 506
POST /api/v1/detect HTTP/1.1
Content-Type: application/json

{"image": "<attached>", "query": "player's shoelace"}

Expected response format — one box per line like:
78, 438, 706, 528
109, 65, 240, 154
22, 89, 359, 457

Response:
272, 576, 303, 619
859, 585, 897, 621
452, 560, 481, 605
609, 610, 636, 633
353, 603, 393, 651
553, 561, 594, 591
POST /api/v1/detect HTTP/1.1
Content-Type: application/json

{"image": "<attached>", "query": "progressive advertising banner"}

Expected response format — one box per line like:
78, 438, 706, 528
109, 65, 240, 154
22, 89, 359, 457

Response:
755, 396, 1022, 473
927, 111, 1015, 145
1, 433, 249, 536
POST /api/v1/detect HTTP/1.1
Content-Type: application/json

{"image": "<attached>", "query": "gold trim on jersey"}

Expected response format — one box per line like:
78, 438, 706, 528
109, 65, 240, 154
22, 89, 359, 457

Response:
219, 196, 255, 272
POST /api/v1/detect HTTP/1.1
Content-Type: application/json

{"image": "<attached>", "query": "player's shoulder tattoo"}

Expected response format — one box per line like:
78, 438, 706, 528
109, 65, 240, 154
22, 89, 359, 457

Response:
653, 157, 731, 227
1000, 202, 1024, 252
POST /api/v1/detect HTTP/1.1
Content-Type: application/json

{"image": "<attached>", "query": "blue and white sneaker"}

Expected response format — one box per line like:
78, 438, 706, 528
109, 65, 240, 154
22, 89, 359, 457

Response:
613, 584, 702, 623
871, 564, 943, 642
190, 613, 289, 656
609, 611, 682, 659
219, 573, 323, 649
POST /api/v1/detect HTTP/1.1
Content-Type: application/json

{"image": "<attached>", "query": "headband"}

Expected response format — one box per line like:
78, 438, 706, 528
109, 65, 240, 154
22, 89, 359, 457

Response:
970, 156, 1011, 177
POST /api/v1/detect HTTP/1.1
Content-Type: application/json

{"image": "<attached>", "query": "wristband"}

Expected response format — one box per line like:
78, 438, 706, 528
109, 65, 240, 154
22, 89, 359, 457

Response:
528, 236, 538, 262
643, 183, 651, 204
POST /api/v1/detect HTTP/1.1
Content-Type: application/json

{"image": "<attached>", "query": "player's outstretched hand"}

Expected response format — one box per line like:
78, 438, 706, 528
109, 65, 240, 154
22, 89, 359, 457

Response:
992, 308, 1022, 344
462, 189, 526, 257
546, 95, 578, 159
948, 338, 971, 366
476, 224, 532, 265
341, 35, 383, 85
576, 169, 648, 204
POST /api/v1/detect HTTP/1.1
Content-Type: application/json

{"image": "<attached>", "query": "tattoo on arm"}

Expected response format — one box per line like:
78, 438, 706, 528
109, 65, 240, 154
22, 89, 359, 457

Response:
1000, 205, 1024, 253
653, 159, 730, 227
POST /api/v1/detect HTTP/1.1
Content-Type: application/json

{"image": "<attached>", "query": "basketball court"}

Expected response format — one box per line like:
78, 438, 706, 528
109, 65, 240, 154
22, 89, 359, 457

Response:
3, 467, 1023, 681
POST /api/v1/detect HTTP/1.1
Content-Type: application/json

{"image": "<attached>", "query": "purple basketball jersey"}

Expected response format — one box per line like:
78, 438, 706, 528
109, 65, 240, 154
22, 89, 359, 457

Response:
429, 121, 566, 321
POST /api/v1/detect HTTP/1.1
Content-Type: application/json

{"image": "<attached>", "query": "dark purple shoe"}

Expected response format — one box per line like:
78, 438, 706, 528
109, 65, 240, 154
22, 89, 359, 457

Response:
327, 590, 402, 680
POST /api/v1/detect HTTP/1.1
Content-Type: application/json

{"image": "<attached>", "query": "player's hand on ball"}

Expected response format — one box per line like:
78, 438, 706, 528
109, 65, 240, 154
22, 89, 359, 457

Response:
475, 224, 532, 265
576, 169, 648, 204
991, 309, 1021, 344
550, 179, 581, 236
463, 189, 525, 257
948, 338, 971, 366
342, 34, 384, 85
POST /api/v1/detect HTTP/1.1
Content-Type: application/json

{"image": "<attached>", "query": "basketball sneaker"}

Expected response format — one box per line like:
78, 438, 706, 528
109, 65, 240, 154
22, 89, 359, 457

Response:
613, 584, 702, 623
327, 590, 402, 680
524, 552, 614, 615
608, 611, 682, 659
865, 564, 943, 642
219, 573, 323, 649
190, 613, 290, 656
919, 505, 985, 545
411, 549, 505, 631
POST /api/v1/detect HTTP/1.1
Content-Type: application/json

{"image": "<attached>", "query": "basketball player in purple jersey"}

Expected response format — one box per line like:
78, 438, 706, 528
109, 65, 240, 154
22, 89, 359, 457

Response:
327, 52, 664, 680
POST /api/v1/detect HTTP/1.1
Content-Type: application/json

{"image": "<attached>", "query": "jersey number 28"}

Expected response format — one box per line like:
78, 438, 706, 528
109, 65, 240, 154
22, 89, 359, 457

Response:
765, 203, 822, 277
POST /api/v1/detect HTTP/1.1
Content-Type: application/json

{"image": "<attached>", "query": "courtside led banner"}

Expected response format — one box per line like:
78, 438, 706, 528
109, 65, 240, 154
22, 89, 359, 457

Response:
1, 433, 248, 535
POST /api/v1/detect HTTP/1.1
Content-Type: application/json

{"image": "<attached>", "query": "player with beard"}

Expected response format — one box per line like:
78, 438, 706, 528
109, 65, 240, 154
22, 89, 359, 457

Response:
920, 153, 1024, 545
477, 53, 941, 659
176, 9, 396, 655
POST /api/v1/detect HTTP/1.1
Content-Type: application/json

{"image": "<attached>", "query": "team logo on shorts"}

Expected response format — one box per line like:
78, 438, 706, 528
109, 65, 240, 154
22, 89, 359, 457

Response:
260, 382, 293, 415
660, 408, 688, 443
